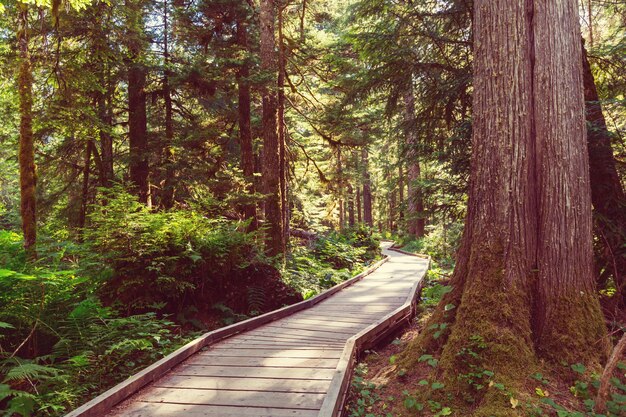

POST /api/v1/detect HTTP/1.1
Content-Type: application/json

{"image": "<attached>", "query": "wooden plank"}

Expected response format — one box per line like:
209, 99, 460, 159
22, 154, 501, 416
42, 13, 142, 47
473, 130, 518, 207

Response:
285, 311, 371, 325
332, 294, 408, 300
278, 318, 368, 329
292, 313, 380, 323
154, 375, 330, 393
316, 300, 395, 307
263, 324, 357, 337
229, 333, 346, 346
214, 342, 343, 350
137, 387, 325, 409
116, 402, 319, 417
313, 305, 395, 311
173, 365, 335, 380
200, 348, 343, 359
185, 356, 338, 369
246, 329, 348, 342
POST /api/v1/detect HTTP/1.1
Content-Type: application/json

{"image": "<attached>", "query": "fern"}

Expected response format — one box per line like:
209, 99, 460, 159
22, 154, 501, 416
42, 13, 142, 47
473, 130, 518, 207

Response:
247, 286, 266, 314
2, 361, 61, 383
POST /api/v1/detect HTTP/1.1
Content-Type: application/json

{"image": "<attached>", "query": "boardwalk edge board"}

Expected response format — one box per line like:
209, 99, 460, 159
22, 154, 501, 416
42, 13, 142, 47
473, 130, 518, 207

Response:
63, 256, 389, 417
318, 248, 430, 417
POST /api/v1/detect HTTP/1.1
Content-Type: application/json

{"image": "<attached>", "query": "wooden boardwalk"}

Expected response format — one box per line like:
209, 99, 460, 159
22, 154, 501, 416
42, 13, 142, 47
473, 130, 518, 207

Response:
70, 243, 428, 417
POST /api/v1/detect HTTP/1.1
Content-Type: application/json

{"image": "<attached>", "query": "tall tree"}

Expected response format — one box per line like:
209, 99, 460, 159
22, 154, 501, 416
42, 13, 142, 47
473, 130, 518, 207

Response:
403, 85, 425, 238
277, 2, 288, 244
582, 43, 626, 305
410, 0, 608, 410
362, 147, 373, 227
17, 2, 36, 257
260, 0, 284, 256
126, 0, 149, 204
236, 11, 257, 228
160, 0, 175, 209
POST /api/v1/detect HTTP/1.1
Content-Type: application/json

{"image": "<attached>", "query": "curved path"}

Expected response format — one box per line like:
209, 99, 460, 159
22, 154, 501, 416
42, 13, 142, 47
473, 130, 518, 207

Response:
75, 243, 429, 417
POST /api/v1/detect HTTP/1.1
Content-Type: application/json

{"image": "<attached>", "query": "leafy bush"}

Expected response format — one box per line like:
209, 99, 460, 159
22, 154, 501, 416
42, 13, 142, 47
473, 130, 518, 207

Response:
0, 230, 192, 416
285, 228, 381, 298
83, 187, 288, 314
400, 222, 463, 268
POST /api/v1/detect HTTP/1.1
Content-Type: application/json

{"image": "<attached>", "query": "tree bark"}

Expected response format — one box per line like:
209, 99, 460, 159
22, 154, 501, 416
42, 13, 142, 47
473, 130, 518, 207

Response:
337, 146, 344, 230
582, 42, 626, 305
98, 91, 114, 188
78, 140, 93, 235
347, 183, 355, 227
405, 0, 607, 410
404, 86, 425, 238
362, 148, 373, 227
161, 0, 175, 209
127, 0, 149, 204
398, 163, 404, 222
356, 182, 362, 224
236, 17, 257, 229
95, 4, 114, 188
260, 0, 284, 257
18, 3, 36, 258
278, 3, 289, 244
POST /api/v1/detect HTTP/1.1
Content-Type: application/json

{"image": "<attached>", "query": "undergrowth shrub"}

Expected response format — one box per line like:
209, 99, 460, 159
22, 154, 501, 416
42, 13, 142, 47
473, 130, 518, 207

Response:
399, 221, 463, 268
0, 230, 192, 416
84, 187, 298, 315
285, 227, 381, 298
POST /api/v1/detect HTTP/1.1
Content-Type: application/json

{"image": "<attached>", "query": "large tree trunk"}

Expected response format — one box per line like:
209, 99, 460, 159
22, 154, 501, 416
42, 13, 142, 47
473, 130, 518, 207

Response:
398, 163, 404, 222
128, 62, 149, 203
362, 148, 373, 227
278, 4, 289, 244
78, 140, 93, 235
582, 43, 626, 305
403, 0, 607, 412
236, 18, 258, 229
404, 86, 425, 238
236, 17, 257, 229
98, 91, 114, 187
127, 1, 149, 204
18, 3, 36, 258
337, 146, 344, 230
356, 183, 362, 224
161, 0, 175, 209
260, 0, 284, 257
347, 183, 355, 227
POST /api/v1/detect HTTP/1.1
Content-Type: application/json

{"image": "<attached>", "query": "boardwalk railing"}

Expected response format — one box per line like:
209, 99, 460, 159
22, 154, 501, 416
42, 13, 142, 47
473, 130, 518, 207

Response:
64, 256, 390, 417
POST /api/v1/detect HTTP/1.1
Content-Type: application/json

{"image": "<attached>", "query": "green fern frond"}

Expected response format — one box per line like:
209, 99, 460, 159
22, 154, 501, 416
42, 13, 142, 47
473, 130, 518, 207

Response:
2, 362, 61, 383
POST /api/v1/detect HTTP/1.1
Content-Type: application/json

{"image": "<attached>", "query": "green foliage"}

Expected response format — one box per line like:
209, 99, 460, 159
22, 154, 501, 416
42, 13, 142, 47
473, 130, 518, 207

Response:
84, 187, 268, 312
0, 229, 193, 416
348, 364, 393, 417
399, 222, 464, 268
285, 228, 380, 298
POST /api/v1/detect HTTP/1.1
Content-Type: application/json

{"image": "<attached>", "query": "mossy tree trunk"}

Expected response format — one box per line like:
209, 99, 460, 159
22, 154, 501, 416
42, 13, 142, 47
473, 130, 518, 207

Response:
405, 0, 608, 413
18, 2, 37, 258
260, 0, 285, 257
